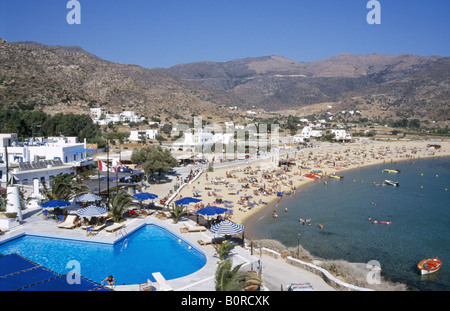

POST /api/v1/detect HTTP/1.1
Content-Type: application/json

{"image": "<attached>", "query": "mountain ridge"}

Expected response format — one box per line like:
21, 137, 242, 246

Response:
1, 38, 449, 122
162, 53, 450, 120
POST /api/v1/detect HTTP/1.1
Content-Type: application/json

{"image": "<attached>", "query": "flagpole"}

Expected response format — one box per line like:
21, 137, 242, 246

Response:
98, 159, 100, 195
106, 139, 110, 204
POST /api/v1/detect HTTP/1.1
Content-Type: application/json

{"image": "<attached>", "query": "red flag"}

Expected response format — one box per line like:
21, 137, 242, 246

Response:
98, 160, 116, 172
98, 159, 105, 171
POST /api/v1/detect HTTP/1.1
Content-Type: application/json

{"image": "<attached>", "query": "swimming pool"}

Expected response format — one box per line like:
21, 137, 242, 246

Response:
0, 223, 206, 285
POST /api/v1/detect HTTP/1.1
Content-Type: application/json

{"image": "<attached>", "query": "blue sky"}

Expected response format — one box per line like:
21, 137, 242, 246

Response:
0, 0, 449, 68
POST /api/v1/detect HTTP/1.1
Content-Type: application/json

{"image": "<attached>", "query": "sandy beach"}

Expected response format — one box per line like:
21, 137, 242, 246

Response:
176, 140, 450, 226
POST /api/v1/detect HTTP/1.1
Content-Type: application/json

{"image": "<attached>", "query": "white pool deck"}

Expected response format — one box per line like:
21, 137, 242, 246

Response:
0, 206, 336, 291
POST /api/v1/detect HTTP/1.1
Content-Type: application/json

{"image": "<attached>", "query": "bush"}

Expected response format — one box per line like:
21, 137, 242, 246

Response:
253, 239, 314, 262
5, 212, 17, 218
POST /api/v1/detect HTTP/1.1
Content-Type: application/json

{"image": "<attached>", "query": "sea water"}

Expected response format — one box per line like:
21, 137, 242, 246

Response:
247, 156, 450, 291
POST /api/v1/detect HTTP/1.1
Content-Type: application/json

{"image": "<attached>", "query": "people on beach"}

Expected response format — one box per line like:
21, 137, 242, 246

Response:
273, 211, 278, 218
318, 222, 323, 230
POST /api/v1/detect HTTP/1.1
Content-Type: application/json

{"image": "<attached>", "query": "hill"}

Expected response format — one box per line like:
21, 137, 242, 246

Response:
1, 38, 448, 123
0, 39, 239, 122
162, 53, 450, 121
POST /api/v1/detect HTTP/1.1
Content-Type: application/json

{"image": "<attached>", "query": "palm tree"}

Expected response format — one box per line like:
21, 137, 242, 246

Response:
42, 173, 89, 201
169, 204, 188, 224
217, 241, 238, 261
215, 259, 262, 291
109, 191, 137, 222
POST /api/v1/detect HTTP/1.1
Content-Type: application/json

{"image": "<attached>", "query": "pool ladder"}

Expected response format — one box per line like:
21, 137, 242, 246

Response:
115, 227, 127, 237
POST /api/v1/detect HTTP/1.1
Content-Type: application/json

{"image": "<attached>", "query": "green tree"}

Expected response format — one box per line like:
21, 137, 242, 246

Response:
215, 259, 262, 291
109, 191, 137, 222
217, 241, 238, 261
169, 204, 188, 224
408, 119, 421, 128
131, 146, 177, 178
42, 173, 89, 201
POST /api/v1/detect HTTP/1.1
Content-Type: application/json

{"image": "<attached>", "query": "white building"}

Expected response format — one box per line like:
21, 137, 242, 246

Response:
299, 127, 323, 140
331, 129, 352, 141
0, 134, 89, 186
89, 108, 108, 118
92, 110, 144, 125
129, 129, 159, 141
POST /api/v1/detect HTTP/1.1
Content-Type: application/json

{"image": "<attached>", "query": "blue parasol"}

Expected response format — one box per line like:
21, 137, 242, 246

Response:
210, 220, 244, 235
133, 192, 158, 201
76, 193, 102, 203
41, 199, 71, 208
196, 205, 229, 216
77, 205, 108, 218
175, 197, 202, 205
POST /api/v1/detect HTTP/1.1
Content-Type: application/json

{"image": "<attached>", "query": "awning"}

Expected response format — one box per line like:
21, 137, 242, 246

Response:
66, 148, 95, 153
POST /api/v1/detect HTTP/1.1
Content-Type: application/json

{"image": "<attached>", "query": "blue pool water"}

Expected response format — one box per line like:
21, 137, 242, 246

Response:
0, 224, 206, 285
247, 156, 450, 291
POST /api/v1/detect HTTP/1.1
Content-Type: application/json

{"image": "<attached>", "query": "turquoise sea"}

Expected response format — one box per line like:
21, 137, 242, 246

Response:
246, 156, 450, 291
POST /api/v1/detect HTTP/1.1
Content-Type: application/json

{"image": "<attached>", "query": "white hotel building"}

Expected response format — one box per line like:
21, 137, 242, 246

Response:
0, 134, 95, 186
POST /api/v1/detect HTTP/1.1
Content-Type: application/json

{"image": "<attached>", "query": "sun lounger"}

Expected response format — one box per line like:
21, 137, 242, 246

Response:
152, 272, 173, 291
180, 223, 207, 233
139, 279, 154, 291
155, 210, 171, 220
57, 215, 77, 229
105, 223, 125, 233
197, 238, 213, 245
93, 223, 106, 231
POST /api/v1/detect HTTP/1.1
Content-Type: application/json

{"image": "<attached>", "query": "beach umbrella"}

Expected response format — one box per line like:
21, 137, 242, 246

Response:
77, 205, 108, 218
133, 192, 158, 201
41, 199, 71, 208
75, 193, 102, 203
210, 220, 244, 235
196, 205, 229, 217
175, 197, 202, 205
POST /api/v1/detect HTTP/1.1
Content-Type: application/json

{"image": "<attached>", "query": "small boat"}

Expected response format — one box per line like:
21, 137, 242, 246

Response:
374, 183, 387, 187
329, 174, 343, 179
383, 169, 401, 174
384, 180, 399, 187
304, 173, 320, 180
417, 257, 442, 275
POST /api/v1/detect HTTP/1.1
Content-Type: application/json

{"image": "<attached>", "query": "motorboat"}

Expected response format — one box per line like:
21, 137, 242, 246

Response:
329, 174, 343, 179
374, 183, 387, 187
417, 257, 442, 275
383, 169, 400, 173
384, 180, 399, 187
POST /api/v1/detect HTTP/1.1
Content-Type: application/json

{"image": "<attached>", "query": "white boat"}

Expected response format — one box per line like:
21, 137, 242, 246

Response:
384, 180, 399, 187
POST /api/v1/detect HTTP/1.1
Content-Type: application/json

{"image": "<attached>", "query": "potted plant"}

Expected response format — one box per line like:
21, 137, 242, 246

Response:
0, 212, 19, 229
